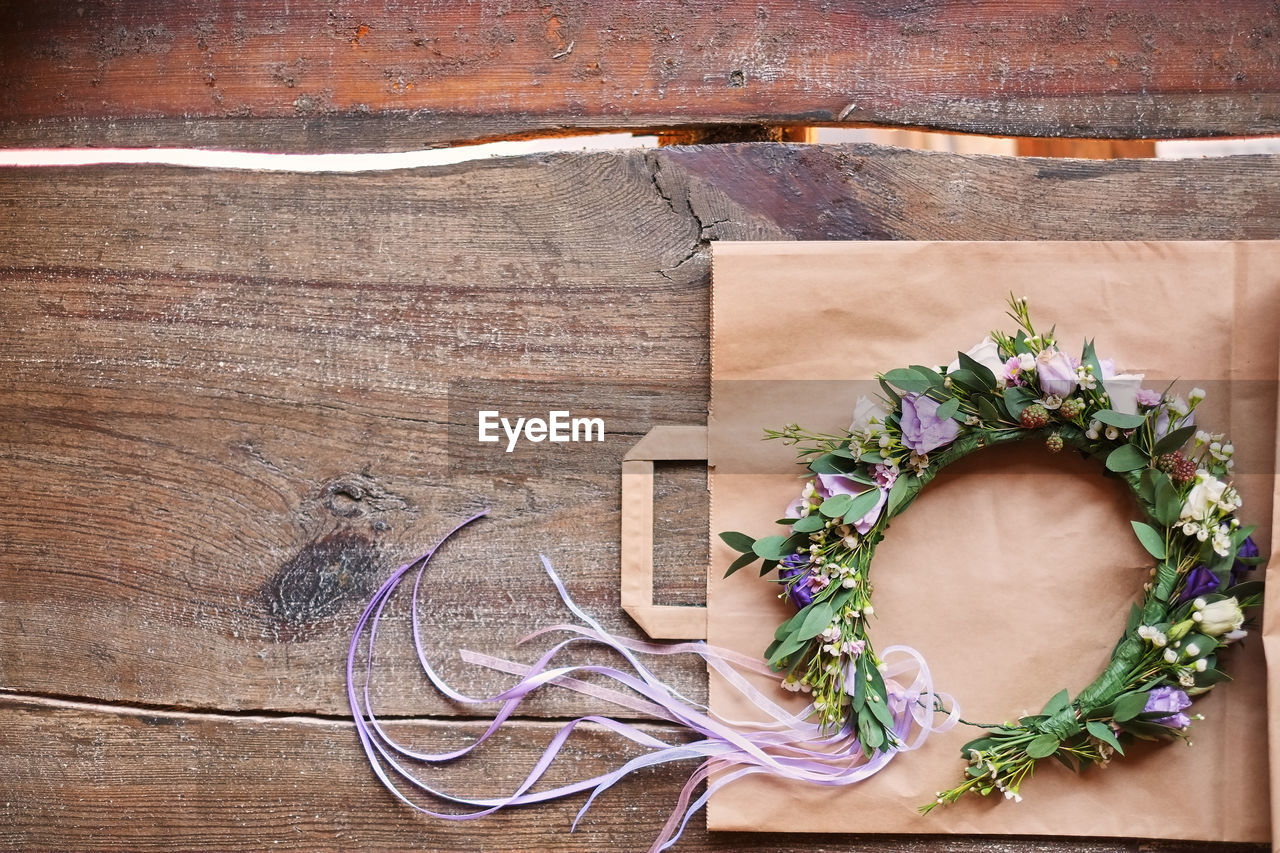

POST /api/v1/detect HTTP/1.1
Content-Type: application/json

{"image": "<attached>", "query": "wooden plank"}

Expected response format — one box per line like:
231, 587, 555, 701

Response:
6, 145, 1280, 724
1016, 138, 1156, 158
0, 695, 1264, 852
3, 1, 1280, 149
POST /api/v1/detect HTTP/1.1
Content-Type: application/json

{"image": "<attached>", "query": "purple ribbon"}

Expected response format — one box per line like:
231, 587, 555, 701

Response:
347, 511, 959, 851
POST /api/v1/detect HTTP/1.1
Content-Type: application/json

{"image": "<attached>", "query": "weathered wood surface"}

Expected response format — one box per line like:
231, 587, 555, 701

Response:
6, 694, 1264, 852
4, 1, 1280, 150
3, 143, 1277, 850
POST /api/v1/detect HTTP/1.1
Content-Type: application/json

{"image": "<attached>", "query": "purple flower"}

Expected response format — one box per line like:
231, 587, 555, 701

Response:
1002, 356, 1025, 387
1178, 564, 1220, 603
816, 473, 886, 534
1144, 686, 1192, 729
779, 554, 814, 608
1135, 388, 1163, 409
899, 393, 960, 454
1036, 347, 1078, 397
1231, 535, 1260, 586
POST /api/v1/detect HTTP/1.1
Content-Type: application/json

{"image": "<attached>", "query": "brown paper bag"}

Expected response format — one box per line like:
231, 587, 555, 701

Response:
706, 241, 1278, 842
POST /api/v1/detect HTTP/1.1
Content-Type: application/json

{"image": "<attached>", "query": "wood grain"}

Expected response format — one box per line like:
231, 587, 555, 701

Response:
0, 694, 1264, 852
4, 144, 1280, 851
7, 145, 1280, 718
4, 1, 1280, 150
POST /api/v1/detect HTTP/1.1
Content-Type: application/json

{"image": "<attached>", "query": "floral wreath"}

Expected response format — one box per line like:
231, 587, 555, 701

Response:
719, 297, 1264, 809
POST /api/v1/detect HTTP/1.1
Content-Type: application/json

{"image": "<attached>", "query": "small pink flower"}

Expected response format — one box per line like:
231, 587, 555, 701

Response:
1136, 388, 1163, 408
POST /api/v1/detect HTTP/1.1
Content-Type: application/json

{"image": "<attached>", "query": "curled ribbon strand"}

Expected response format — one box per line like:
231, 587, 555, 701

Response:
346, 512, 960, 851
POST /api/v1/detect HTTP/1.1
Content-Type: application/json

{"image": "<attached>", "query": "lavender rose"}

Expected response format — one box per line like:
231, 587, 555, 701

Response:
1144, 686, 1192, 729
1035, 347, 1078, 397
779, 554, 814, 608
1178, 564, 1220, 603
817, 473, 886, 534
1231, 536, 1260, 586
899, 393, 959, 454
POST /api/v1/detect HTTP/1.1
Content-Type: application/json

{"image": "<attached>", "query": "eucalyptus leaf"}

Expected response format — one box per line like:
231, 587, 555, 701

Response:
1025, 733, 1061, 759
1153, 424, 1198, 456
1105, 444, 1149, 473
947, 368, 986, 393
935, 396, 961, 421
843, 488, 882, 524
719, 531, 755, 553
867, 694, 895, 729
792, 514, 825, 533
818, 493, 854, 518
1112, 691, 1150, 722
808, 454, 846, 474
1094, 409, 1148, 429
1085, 720, 1125, 755
1131, 521, 1168, 560
1002, 386, 1038, 420
723, 550, 758, 578
1152, 472, 1181, 527
794, 601, 836, 641
1041, 688, 1071, 716
909, 364, 947, 388
882, 368, 932, 394
977, 395, 1004, 425
957, 351, 998, 390
858, 711, 885, 751
751, 535, 789, 560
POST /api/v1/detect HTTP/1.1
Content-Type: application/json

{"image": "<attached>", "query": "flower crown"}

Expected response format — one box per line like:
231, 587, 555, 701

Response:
720, 297, 1263, 808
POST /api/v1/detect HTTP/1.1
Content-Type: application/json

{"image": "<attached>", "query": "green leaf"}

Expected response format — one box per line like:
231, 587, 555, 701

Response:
909, 364, 946, 389
877, 378, 902, 409
1041, 688, 1071, 716
947, 368, 986, 393
791, 514, 825, 533
858, 451, 884, 465
886, 473, 922, 518
882, 368, 932, 394
1153, 424, 1197, 456
719, 531, 755, 553
751, 535, 789, 560
759, 558, 779, 577
766, 632, 807, 667
1106, 444, 1149, 472
1002, 386, 1038, 420
843, 488, 882, 524
1025, 733, 1061, 759
1152, 472, 1181, 527
934, 396, 961, 421
1195, 668, 1232, 687
723, 551, 758, 578
1125, 602, 1141, 633
1081, 339, 1107, 396
807, 454, 846, 474
794, 601, 836, 641
858, 711, 885, 751
1086, 720, 1125, 756
1131, 521, 1167, 560
774, 609, 805, 640
1113, 691, 1150, 722
957, 352, 998, 390
818, 493, 853, 518
977, 395, 1004, 425
867, 693, 895, 729
1095, 409, 1148, 429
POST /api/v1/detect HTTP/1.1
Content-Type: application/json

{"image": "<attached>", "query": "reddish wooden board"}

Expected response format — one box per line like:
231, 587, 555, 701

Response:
3, 1, 1280, 150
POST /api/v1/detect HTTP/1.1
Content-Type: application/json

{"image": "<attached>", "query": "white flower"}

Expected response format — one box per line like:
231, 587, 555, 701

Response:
1106, 372, 1145, 415
1181, 473, 1228, 524
947, 336, 1005, 376
1163, 648, 1178, 663
1198, 598, 1244, 636
1017, 352, 1036, 372
1169, 396, 1190, 417
1076, 365, 1098, 390
1137, 625, 1168, 647
1212, 525, 1232, 557
1104, 426, 1120, 440
849, 395, 889, 436
1188, 387, 1206, 406
1041, 394, 1063, 410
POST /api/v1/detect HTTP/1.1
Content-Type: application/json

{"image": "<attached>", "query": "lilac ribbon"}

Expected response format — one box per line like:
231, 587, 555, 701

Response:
347, 511, 959, 851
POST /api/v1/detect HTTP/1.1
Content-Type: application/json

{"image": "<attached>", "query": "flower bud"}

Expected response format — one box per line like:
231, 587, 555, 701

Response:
1198, 597, 1244, 636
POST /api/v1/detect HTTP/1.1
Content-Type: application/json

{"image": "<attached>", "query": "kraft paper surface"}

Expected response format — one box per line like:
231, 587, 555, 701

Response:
705, 241, 1279, 842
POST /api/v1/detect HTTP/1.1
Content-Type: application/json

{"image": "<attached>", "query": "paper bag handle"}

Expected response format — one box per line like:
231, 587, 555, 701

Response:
620, 425, 709, 639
